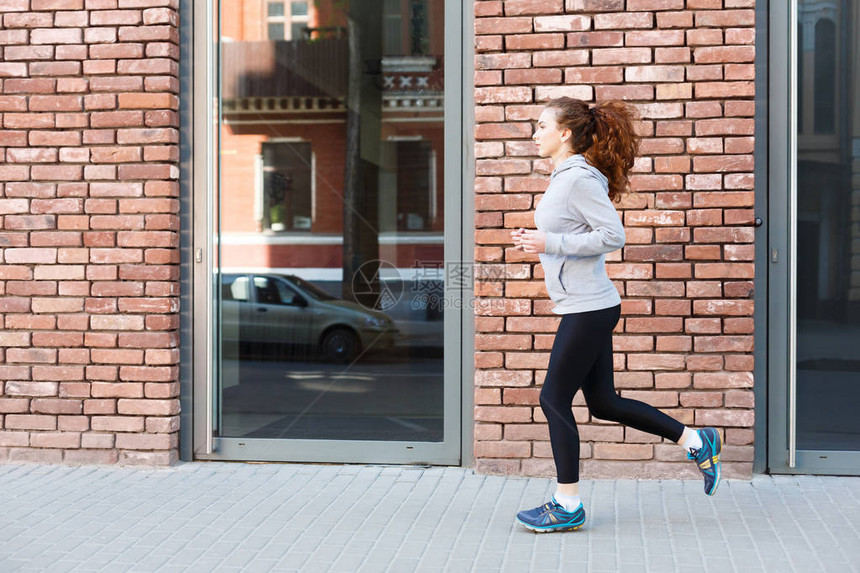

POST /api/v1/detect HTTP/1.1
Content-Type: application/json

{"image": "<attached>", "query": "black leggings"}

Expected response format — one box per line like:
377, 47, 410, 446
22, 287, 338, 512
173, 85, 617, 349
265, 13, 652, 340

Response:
540, 304, 685, 483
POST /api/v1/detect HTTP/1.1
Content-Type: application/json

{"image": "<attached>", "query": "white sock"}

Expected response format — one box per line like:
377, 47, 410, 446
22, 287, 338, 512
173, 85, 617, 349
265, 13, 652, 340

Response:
683, 428, 703, 454
553, 490, 581, 512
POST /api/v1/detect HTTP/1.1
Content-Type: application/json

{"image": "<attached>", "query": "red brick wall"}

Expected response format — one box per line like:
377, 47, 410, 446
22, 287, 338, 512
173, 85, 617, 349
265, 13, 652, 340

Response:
0, 0, 180, 464
473, 0, 756, 479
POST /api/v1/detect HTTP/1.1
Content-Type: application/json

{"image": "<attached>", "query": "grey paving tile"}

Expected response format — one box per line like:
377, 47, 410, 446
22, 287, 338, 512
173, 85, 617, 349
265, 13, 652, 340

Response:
2, 464, 860, 572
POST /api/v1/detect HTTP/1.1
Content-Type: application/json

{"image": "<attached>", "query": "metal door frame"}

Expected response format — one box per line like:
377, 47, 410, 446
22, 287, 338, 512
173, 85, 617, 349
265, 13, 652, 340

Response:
767, 0, 860, 475
180, 0, 473, 465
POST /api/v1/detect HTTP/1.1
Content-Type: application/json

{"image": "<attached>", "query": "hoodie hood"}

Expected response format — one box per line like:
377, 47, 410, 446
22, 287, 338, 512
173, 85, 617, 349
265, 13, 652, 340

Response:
550, 154, 608, 188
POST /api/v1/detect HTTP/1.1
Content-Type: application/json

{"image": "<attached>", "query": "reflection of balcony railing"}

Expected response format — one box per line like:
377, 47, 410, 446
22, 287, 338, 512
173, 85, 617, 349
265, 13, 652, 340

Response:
221, 38, 348, 100
222, 97, 346, 114
221, 41, 444, 116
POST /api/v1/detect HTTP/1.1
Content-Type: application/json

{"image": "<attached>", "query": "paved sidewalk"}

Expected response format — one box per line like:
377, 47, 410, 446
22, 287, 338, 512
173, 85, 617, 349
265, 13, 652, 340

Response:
1, 462, 858, 573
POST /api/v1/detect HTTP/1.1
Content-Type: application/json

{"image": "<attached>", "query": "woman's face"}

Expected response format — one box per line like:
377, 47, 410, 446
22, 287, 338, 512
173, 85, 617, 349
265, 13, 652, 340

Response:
533, 108, 572, 159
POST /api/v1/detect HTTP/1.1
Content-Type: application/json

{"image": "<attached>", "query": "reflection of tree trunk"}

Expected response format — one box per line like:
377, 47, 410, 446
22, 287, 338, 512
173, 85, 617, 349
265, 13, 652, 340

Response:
342, 7, 382, 309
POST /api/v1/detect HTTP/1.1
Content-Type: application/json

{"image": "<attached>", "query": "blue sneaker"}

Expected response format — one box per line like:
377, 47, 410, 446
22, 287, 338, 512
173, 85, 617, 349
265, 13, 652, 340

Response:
688, 427, 722, 495
515, 498, 586, 533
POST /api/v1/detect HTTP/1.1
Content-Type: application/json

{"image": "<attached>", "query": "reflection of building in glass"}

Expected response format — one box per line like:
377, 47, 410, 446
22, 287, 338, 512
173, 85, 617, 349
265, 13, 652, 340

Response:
218, 0, 445, 278
796, 0, 860, 316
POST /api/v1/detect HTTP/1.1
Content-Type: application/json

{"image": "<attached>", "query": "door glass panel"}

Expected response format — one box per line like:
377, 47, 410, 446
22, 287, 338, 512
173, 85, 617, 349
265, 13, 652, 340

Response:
796, 0, 860, 451
215, 1, 446, 443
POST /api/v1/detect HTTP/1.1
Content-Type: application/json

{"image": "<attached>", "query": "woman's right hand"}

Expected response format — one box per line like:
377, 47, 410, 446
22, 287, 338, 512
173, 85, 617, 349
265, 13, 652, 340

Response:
511, 228, 525, 250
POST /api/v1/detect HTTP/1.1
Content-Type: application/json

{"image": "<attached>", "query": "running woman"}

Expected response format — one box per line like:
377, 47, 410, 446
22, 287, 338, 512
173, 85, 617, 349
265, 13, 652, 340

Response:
511, 97, 722, 533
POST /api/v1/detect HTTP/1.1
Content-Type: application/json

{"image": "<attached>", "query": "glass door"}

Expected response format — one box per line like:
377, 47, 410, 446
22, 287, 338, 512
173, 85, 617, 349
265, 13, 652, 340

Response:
769, 0, 860, 474
194, 0, 463, 464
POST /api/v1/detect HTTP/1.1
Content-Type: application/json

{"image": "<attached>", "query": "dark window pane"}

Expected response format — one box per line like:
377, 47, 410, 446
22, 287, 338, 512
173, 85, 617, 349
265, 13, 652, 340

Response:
290, 22, 305, 40
384, 0, 402, 55
813, 18, 836, 134
291, 0, 307, 16
268, 2, 284, 17
254, 277, 298, 305
795, 2, 860, 452
217, 0, 447, 444
396, 141, 432, 231
262, 142, 312, 231
410, 0, 428, 55
268, 23, 284, 40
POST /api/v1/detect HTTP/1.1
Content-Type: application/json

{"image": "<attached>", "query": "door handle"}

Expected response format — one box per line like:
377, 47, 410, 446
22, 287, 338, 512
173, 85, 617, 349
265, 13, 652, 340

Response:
256, 307, 268, 312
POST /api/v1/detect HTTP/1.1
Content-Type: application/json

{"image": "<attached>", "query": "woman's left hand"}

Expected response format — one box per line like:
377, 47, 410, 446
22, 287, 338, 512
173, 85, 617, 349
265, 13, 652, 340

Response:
518, 229, 546, 254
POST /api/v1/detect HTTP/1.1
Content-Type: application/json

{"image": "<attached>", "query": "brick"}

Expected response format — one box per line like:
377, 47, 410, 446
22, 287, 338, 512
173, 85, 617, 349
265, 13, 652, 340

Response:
475, 2, 502, 16
475, 441, 531, 458
694, 336, 754, 353
505, 68, 562, 85
593, 443, 653, 460
475, 123, 532, 140
595, 85, 654, 101
655, 373, 692, 389
693, 372, 754, 389
504, 423, 549, 441
565, 67, 623, 84
475, 406, 532, 423
475, 369, 533, 387
696, 118, 754, 136
627, 0, 683, 9
626, 318, 683, 333
475, 17, 533, 35
91, 416, 145, 432
625, 66, 685, 83
533, 15, 590, 32
694, 409, 754, 428
566, 0, 625, 10
594, 12, 653, 30
115, 433, 174, 450
626, 30, 685, 46
31, 399, 83, 415
475, 334, 532, 351
534, 85, 593, 101
531, 50, 589, 68
625, 210, 685, 227
6, 349, 58, 364
655, 47, 692, 64
475, 53, 532, 70
627, 354, 686, 371
694, 263, 754, 279
475, 35, 503, 51
5, 415, 57, 431
567, 31, 624, 47
115, 398, 179, 417
474, 459, 521, 475
695, 10, 755, 28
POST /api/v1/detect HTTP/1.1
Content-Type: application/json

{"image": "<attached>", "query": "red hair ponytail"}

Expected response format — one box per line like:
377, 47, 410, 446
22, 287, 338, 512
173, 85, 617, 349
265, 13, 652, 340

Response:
545, 98, 640, 202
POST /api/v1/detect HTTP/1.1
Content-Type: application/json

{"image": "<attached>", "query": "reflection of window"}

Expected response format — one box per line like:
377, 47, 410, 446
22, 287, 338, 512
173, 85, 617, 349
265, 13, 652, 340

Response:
813, 18, 836, 134
383, 0, 429, 56
383, 0, 402, 55
261, 141, 312, 232
222, 275, 250, 301
395, 141, 435, 231
267, 0, 310, 40
254, 277, 300, 305
410, 0, 429, 56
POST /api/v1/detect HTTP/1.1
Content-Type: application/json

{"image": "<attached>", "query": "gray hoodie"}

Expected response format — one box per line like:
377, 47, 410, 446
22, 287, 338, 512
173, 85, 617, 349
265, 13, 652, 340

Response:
533, 154, 625, 314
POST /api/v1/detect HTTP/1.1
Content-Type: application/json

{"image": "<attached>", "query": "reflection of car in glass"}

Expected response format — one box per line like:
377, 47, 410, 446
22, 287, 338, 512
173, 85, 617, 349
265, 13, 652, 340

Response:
220, 273, 399, 363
